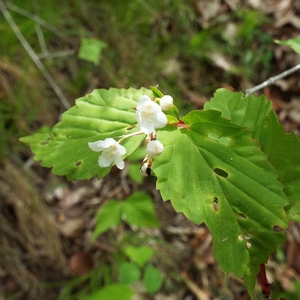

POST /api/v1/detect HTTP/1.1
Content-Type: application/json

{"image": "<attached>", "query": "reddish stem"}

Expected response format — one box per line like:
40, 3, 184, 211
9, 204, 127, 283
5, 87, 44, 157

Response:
258, 263, 272, 299
168, 120, 189, 128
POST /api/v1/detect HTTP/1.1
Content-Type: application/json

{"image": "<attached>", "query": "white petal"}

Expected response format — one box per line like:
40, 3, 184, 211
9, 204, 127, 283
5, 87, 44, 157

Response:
139, 120, 155, 134
138, 95, 152, 105
153, 112, 167, 129
135, 99, 167, 134
98, 151, 114, 167
114, 154, 125, 169
88, 141, 103, 152
116, 143, 126, 155
96, 138, 116, 149
147, 140, 164, 157
160, 95, 173, 110
88, 138, 115, 152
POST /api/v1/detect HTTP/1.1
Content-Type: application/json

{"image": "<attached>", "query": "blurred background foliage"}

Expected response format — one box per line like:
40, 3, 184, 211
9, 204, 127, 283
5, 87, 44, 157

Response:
0, 0, 276, 162
1, 0, 298, 299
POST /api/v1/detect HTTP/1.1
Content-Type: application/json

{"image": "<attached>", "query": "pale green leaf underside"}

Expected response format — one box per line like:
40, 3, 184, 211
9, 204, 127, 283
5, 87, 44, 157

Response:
154, 109, 288, 280
20, 88, 151, 180
205, 89, 300, 219
275, 36, 300, 53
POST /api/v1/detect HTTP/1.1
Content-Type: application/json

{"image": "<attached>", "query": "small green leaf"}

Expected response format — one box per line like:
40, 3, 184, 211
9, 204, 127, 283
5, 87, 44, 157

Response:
124, 246, 154, 267
92, 200, 123, 241
287, 200, 300, 221
20, 88, 151, 180
119, 262, 141, 284
143, 265, 163, 294
150, 86, 164, 98
79, 38, 107, 65
275, 36, 300, 53
79, 284, 134, 300
165, 105, 179, 120
123, 192, 160, 228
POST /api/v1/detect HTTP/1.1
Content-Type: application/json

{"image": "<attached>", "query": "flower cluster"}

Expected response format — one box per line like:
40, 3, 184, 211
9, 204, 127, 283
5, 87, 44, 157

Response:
88, 93, 173, 172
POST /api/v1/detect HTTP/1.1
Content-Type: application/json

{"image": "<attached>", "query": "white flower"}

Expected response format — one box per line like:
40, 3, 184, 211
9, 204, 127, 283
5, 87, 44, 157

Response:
147, 140, 164, 157
160, 95, 173, 110
135, 95, 167, 134
88, 138, 126, 170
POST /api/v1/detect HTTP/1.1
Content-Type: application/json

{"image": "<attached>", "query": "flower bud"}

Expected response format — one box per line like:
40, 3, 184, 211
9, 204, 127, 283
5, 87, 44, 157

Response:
160, 95, 173, 110
147, 140, 164, 157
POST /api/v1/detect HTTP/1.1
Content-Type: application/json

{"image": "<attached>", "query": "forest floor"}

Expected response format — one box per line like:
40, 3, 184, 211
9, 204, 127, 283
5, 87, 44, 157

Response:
1, 1, 300, 299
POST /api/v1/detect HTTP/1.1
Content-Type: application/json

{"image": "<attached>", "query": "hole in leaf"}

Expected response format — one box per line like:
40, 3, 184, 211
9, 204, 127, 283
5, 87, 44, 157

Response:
244, 232, 253, 240
76, 161, 82, 167
214, 168, 228, 178
237, 212, 246, 219
213, 197, 219, 211
40, 141, 49, 145
246, 242, 252, 249
207, 132, 231, 146
238, 235, 243, 241
218, 137, 231, 146
273, 225, 283, 232
208, 132, 219, 140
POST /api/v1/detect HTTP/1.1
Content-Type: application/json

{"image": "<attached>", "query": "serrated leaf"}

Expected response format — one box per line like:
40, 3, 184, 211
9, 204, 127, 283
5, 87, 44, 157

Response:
143, 265, 163, 294
79, 284, 134, 300
119, 262, 141, 284
123, 192, 160, 228
79, 38, 107, 65
153, 109, 288, 283
92, 200, 123, 241
124, 246, 154, 267
20, 88, 151, 180
275, 36, 300, 53
205, 89, 300, 219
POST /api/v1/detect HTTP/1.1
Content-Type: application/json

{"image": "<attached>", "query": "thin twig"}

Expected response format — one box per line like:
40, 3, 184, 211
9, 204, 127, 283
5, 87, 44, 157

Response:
37, 49, 77, 60
0, 1, 70, 110
35, 23, 47, 53
245, 63, 300, 96
4, 2, 74, 45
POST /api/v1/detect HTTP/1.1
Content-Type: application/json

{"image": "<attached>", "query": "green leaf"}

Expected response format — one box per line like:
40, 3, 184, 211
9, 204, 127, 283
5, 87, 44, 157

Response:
123, 192, 160, 227
205, 89, 300, 219
79, 38, 107, 65
287, 200, 300, 221
92, 192, 159, 241
165, 105, 179, 120
154, 109, 288, 284
79, 284, 134, 300
128, 162, 144, 184
92, 200, 123, 241
275, 36, 300, 53
143, 265, 163, 294
127, 148, 147, 184
203, 88, 300, 294
119, 262, 141, 284
124, 246, 154, 267
150, 86, 164, 98
20, 88, 151, 180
